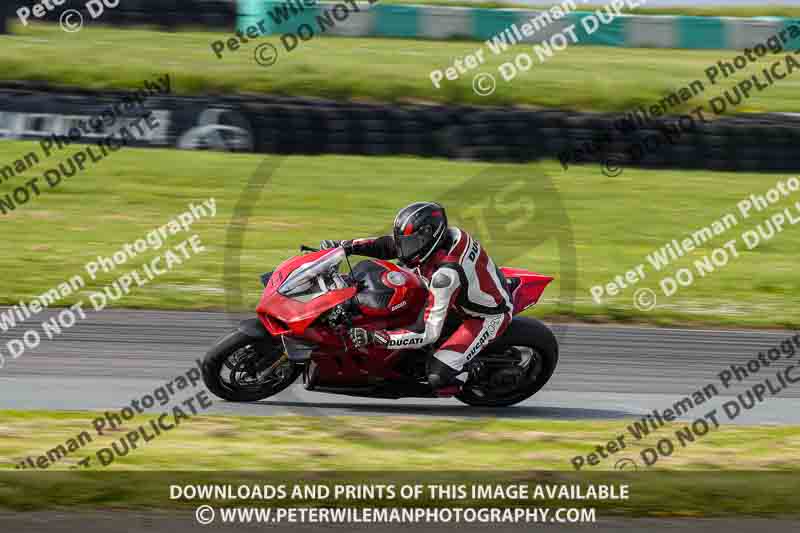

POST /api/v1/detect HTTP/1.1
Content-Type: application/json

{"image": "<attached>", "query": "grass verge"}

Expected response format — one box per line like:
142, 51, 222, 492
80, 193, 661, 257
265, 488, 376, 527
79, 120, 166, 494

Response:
1, 142, 798, 327
0, 411, 799, 515
2, 410, 799, 471
2, 23, 800, 112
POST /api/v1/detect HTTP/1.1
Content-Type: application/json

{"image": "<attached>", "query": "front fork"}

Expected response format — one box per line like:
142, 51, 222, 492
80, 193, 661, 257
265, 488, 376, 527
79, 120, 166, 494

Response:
263, 353, 289, 376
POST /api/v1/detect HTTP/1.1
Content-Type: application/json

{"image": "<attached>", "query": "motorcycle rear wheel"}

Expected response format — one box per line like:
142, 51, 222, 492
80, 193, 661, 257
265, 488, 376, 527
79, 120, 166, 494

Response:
202, 330, 301, 402
456, 317, 558, 407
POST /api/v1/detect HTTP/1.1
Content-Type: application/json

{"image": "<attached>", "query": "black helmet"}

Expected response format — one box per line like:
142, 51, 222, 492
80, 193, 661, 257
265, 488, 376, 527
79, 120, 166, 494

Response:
392, 202, 448, 265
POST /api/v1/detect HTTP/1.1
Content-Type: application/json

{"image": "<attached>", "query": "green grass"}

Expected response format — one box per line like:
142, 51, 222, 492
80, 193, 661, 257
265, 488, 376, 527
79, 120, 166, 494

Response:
1, 411, 799, 515
0, 142, 798, 327
2, 410, 798, 471
2, 23, 800, 112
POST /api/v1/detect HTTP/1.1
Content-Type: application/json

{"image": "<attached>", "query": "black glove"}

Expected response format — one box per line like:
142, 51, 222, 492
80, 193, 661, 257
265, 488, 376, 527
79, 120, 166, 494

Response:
349, 328, 388, 348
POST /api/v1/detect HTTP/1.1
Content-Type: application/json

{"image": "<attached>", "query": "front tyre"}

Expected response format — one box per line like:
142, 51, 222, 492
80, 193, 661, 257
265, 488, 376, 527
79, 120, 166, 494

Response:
202, 330, 301, 402
456, 317, 558, 407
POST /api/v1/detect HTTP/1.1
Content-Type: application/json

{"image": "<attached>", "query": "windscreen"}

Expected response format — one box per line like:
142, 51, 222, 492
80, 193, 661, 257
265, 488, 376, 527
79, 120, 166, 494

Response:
278, 247, 346, 298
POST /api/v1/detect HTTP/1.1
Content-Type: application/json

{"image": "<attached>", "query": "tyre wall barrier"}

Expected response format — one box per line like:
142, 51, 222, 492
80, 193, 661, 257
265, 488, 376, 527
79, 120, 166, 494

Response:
6, 0, 236, 31
1, 85, 800, 172
238, 1, 800, 50
4, 0, 798, 51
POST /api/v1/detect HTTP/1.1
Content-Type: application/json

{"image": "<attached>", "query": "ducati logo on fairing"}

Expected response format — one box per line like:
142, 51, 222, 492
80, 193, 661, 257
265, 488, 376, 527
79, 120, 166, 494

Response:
391, 301, 407, 311
388, 337, 423, 347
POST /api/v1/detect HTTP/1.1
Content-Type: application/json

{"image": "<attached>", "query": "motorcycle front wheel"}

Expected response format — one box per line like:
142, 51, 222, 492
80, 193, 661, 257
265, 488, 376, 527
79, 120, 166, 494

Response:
202, 330, 302, 402
456, 317, 558, 408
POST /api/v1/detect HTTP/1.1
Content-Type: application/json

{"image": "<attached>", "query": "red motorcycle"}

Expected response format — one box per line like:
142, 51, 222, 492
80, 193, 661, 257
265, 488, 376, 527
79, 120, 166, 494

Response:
203, 245, 558, 407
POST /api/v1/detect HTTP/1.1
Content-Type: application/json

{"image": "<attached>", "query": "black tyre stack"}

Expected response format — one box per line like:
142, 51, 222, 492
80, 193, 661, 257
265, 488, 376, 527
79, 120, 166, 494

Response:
163, 99, 800, 172
3, 85, 800, 171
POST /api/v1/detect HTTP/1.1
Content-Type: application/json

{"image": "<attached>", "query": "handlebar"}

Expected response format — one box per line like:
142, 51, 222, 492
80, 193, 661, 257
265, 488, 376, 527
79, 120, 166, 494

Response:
300, 244, 320, 253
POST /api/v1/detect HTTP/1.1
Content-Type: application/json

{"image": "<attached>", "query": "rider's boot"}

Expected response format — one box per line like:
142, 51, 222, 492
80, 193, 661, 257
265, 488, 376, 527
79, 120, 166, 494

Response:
427, 358, 463, 397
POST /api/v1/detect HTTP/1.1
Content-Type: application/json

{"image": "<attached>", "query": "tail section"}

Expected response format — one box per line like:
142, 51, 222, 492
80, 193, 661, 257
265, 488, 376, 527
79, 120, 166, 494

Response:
500, 267, 554, 314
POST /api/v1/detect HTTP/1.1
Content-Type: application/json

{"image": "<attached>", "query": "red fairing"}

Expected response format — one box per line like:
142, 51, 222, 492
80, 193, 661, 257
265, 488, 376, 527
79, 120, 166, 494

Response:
256, 249, 356, 336
257, 287, 356, 336
500, 267, 554, 314
252, 245, 555, 389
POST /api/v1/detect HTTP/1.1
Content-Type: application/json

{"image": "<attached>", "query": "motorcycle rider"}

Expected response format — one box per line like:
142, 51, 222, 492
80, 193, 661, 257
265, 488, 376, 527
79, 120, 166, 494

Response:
321, 202, 513, 396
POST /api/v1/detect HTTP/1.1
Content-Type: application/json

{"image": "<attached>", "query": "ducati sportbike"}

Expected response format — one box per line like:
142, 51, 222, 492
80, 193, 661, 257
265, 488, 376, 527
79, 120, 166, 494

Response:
203, 245, 558, 407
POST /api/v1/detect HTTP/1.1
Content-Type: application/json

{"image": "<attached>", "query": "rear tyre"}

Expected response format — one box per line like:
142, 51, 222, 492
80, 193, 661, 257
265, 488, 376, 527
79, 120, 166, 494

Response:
202, 330, 301, 402
456, 317, 558, 407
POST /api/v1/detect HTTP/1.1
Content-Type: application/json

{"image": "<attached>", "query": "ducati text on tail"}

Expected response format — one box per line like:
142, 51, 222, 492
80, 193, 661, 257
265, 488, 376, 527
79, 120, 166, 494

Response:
202, 245, 559, 407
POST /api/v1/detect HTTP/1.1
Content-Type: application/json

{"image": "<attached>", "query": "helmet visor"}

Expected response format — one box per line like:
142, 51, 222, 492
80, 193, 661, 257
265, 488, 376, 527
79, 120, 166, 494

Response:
395, 232, 431, 260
